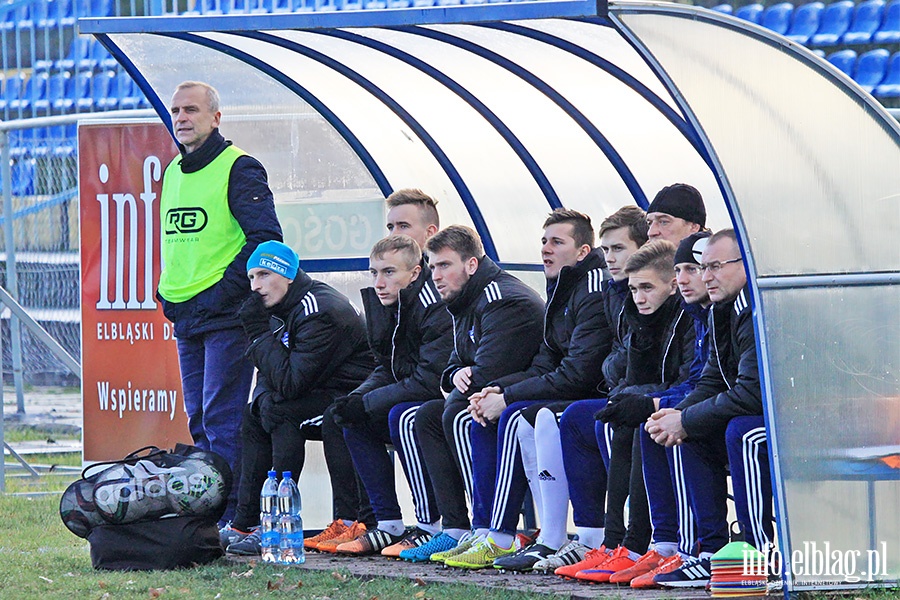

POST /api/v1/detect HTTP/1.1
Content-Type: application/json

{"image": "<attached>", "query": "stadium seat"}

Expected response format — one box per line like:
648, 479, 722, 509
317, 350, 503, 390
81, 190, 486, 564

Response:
711, 3, 734, 14
874, 51, 900, 96
89, 70, 115, 111
90, 39, 119, 70
874, 0, 900, 42
853, 48, 890, 91
735, 3, 765, 23
56, 37, 94, 72
827, 48, 858, 76
73, 71, 94, 111
761, 2, 794, 34
786, 2, 825, 43
116, 72, 141, 110
90, 0, 116, 16
811, 48, 827, 57
1, 6, 16, 31
98, 70, 121, 110
810, 0, 854, 45
17, 2, 48, 30
35, 73, 70, 114
9, 127, 42, 159
842, 0, 885, 44
10, 159, 36, 197
10, 74, 49, 114
0, 74, 26, 113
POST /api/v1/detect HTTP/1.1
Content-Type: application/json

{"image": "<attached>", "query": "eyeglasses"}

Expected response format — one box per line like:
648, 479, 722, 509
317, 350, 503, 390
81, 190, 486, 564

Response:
699, 257, 743, 274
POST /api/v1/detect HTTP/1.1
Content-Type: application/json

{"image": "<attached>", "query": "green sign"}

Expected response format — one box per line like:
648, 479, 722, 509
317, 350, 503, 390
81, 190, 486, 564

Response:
276, 198, 384, 259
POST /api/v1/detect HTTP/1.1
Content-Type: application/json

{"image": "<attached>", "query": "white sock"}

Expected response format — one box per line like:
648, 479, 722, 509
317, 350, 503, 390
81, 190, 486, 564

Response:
378, 520, 405, 537
699, 551, 714, 560
488, 531, 514, 550
576, 527, 605, 549
444, 528, 469, 541
534, 408, 568, 550
342, 519, 355, 527
653, 541, 679, 557
515, 417, 541, 510
473, 527, 491, 539
418, 520, 441, 535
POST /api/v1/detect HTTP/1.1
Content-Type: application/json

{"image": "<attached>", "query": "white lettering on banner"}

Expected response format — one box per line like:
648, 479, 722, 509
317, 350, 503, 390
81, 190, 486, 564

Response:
95, 156, 161, 311
95, 321, 155, 344
96, 380, 178, 421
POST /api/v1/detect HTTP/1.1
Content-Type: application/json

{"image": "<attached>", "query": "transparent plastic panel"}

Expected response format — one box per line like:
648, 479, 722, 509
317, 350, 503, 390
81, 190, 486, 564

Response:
352, 24, 636, 242
761, 286, 900, 587
424, 22, 729, 232
617, 12, 900, 276
109, 33, 390, 261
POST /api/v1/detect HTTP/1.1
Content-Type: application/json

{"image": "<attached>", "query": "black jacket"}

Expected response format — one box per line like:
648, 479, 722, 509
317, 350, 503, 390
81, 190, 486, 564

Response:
354, 262, 453, 417
612, 292, 695, 397
493, 249, 612, 402
248, 270, 374, 408
160, 129, 283, 337
441, 256, 545, 404
676, 285, 761, 438
600, 277, 631, 392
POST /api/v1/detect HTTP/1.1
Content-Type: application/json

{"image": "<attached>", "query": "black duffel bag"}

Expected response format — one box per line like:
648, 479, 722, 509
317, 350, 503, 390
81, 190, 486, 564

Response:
59, 443, 232, 570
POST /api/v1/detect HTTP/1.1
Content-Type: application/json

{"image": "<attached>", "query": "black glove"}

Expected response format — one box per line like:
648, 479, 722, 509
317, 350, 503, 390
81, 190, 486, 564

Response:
332, 394, 368, 427
238, 292, 270, 340
594, 392, 655, 428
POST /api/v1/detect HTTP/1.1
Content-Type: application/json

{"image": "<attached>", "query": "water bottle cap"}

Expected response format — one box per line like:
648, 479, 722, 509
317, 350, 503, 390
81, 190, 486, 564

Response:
282, 471, 292, 479
268, 470, 277, 478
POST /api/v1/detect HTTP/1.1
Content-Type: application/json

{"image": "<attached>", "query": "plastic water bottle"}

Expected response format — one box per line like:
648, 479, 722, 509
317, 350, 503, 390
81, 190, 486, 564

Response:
259, 470, 279, 563
277, 471, 305, 565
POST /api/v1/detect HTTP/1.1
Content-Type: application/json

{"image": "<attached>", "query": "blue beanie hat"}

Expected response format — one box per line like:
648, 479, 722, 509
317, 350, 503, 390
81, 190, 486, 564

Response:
247, 241, 299, 280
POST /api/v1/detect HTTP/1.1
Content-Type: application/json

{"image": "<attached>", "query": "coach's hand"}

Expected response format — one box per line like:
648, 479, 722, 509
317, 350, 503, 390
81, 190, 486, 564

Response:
595, 392, 655, 428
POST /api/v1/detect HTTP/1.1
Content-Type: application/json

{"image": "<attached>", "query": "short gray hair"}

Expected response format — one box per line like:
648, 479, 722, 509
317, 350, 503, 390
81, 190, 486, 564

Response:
174, 81, 220, 113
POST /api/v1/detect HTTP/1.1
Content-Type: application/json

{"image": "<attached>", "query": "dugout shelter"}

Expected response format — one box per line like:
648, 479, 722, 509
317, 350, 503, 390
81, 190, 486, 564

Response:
80, 0, 900, 593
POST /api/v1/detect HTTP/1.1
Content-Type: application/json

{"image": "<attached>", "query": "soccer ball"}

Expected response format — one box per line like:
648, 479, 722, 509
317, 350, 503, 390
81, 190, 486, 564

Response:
93, 464, 152, 525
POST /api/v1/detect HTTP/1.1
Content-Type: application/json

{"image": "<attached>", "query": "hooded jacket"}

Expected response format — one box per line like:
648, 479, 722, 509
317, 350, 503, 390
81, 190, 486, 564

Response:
676, 285, 761, 437
441, 256, 545, 405
354, 262, 453, 417
159, 129, 283, 338
248, 269, 374, 410
654, 299, 711, 409
492, 249, 612, 402
612, 292, 695, 398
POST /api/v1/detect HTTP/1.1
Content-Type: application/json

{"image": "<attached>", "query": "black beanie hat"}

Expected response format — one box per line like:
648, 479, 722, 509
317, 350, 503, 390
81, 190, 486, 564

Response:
647, 184, 707, 228
675, 231, 711, 266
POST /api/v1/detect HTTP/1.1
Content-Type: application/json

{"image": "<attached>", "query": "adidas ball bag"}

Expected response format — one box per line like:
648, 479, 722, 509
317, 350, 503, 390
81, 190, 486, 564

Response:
59, 444, 232, 570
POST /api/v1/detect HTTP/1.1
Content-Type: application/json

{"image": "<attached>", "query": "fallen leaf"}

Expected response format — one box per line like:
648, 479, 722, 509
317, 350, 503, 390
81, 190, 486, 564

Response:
98, 581, 108, 589
267, 576, 284, 590
148, 587, 165, 598
413, 578, 427, 587
283, 581, 303, 591
331, 571, 347, 582
415, 592, 426, 598
231, 568, 254, 578
39, 576, 53, 584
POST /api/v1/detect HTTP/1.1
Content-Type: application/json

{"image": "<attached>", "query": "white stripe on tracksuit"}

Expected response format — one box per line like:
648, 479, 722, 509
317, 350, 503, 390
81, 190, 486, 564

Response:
452, 410, 474, 503
742, 426, 770, 551
671, 445, 696, 555
398, 405, 434, 525
489, 408, 525, 530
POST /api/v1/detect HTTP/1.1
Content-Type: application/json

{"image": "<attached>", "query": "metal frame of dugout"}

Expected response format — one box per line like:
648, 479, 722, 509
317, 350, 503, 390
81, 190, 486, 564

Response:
79, 0, 900, 594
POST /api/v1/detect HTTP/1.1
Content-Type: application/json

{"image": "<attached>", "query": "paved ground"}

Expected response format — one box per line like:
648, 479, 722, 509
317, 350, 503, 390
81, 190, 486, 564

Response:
229, 552, 713, 600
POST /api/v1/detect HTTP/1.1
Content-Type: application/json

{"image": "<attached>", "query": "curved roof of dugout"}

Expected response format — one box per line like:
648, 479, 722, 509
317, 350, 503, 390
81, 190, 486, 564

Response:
82, 1, 900, 591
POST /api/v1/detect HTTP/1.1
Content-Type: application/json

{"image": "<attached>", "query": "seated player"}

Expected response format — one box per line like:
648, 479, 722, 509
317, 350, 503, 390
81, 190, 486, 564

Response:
413, 225, 545, 565
331, 235, 453, 556
447, 208, 611, 571
224, 241, 375, 555
646, 229, 773, 588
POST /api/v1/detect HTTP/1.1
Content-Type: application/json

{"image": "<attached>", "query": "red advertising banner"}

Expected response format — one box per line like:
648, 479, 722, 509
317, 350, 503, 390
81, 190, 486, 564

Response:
79, 122, 190, 461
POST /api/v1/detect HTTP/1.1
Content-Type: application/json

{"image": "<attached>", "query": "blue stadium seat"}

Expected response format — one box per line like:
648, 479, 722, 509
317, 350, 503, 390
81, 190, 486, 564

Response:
115, 72, 140, 110
811, 48, 827, 57
56, 37, 94, 71
853, 48, 890, 91
10, 74, 49, 114
18, 2, 49, 30
810, 0, 854, 45
90, 0, 116, 16
35, 73, 70, 114
735, 3, 765, 23
874, 51, 900, 97
89, 70, 115, 111
0, 74, 26, 113
711, 3, 734, 14
874, 0, 900, 42
787, 2, 825, 43
842, 0, 885, 44
761, 2, 794, 34
9, 159, 36, 196
9, 128, 42, 159
98, 70, 121, 110
1, 6, 16, 31
827, 48, 858, 76
71, 71, 93, 111
90, 39, 119, 70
